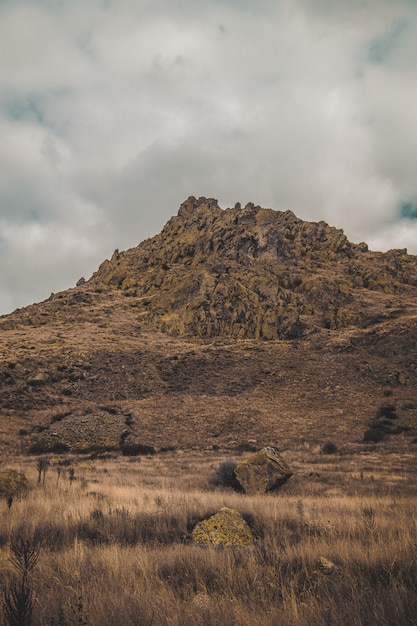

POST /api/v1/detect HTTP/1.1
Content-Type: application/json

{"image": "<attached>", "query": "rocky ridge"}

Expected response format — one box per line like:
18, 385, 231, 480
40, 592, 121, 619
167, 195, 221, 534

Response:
4, 196, 417, 341
90, 196, 417, 340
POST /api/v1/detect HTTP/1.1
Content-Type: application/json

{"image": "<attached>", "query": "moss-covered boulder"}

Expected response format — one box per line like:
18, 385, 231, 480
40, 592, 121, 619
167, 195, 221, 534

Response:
191, 507, 254, 546
234, 446, 292, 495
0, 470, 28, 499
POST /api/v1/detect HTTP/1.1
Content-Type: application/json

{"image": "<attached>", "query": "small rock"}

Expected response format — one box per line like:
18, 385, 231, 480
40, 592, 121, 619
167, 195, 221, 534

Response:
27, 372, 49, 386
316, 556, 337, 575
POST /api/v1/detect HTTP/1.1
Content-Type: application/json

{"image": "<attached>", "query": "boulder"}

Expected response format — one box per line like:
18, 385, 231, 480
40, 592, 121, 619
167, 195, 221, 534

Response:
191, 507, 254, 547
234, 446, 292, 494
27, 372, 49, 386
316, 556, 337, 575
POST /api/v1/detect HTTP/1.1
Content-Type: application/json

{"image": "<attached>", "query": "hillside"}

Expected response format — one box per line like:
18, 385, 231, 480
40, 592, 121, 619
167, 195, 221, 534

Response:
1, 196, 417, 456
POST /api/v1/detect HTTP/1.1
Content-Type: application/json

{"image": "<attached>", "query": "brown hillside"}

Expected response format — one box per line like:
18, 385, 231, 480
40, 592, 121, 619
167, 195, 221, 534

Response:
1, 197, 417, 456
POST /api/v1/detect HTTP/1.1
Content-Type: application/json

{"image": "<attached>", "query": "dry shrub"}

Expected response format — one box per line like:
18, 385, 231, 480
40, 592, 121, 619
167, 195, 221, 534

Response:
0, 470, 28, 500
322, 442, 338, 454
120, 443, 155, 456
210, 459, 242, 491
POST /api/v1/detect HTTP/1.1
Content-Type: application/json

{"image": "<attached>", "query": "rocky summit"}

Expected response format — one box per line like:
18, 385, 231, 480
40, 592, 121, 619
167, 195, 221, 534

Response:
87, 196, 417, 340
1, 197, 417, 456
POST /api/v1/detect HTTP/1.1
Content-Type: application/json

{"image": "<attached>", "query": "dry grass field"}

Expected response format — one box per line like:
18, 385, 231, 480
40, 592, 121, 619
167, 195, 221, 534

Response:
0, 448, 416, 626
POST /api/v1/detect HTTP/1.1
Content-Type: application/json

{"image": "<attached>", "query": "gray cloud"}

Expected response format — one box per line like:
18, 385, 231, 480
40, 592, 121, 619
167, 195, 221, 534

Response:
1, 0, 417, 314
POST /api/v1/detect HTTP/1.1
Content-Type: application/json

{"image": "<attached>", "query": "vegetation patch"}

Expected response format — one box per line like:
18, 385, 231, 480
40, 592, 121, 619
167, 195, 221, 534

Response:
362, 403, 415, 443
0, 470, 28, 500
210, 459, 242, 491
322, 442, 338, 454
120, 443, 156, 456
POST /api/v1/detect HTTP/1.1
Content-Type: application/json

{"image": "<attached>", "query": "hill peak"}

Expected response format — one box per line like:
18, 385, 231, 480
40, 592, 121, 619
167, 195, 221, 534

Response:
3, 198, 417, 342
87, 197, 416, 340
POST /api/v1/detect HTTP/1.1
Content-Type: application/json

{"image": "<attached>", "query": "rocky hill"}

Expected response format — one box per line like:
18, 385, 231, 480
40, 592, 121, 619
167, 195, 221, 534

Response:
1, 197, 417, 456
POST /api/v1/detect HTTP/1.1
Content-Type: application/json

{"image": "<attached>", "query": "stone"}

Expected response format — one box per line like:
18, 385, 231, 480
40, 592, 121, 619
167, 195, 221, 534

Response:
191, 507, 254, 546
316, 556, 337, 575
27, 372, 49, 386
234, 446, 293, 495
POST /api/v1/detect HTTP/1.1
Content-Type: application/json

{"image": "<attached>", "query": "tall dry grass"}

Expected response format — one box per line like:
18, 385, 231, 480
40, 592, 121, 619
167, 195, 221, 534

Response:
0, 452, 416, 625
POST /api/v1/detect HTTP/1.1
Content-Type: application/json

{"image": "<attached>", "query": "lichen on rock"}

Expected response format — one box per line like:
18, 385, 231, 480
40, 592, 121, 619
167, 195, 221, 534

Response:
191, 507, 254, 546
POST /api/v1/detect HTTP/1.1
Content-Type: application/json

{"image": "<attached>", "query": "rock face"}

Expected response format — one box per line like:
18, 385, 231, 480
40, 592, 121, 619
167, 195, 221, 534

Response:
84, 196, 417, 340
4, 196, 417, 342
191, 507, 254, 546
234, 447, 293, 495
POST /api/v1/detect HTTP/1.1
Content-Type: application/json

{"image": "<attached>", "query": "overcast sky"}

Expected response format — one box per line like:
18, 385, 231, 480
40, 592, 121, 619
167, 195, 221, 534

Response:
1, 0, 417, 315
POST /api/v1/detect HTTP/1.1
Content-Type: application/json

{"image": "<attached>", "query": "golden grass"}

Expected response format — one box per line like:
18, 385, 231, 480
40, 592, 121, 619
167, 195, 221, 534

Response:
0, 452, 416, 625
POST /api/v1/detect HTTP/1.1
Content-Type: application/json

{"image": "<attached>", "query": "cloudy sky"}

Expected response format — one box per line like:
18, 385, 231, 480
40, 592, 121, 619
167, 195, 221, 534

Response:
1, 0, 417, 315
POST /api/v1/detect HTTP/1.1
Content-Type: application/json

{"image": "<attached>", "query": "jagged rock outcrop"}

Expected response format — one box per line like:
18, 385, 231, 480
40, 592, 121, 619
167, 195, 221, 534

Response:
234, 447, 293, 494
191, 507, 254, 546
3, 196, 417, 341
87, 196, 417, 340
